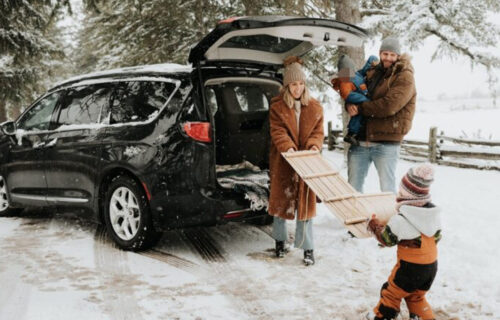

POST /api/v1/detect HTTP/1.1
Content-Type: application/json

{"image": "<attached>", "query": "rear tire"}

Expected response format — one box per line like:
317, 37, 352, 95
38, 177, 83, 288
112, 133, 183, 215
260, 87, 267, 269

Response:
103, 175, 161, 251
0, 175, 23, 216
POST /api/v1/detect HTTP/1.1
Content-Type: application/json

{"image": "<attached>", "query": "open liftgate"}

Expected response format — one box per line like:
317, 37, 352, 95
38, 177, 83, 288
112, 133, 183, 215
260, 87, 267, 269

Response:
282, 150, 397, 238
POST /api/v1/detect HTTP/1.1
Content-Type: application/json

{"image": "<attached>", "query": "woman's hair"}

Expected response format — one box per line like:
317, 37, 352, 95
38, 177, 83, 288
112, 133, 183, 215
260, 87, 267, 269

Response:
280, 83, 310, 109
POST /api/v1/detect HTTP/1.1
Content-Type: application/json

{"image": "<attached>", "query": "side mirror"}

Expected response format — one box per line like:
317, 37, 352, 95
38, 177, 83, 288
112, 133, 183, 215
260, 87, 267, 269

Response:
1, 121, 16, 135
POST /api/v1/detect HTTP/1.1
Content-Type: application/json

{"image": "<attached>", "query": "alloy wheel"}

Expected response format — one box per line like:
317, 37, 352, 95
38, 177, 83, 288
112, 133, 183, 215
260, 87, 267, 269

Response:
109, 186, 141, 241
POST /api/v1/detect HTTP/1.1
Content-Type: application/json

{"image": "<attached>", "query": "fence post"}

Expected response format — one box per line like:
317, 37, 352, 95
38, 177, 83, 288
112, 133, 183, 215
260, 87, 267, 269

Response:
429, 126, 438, 163
328, 121, 334, 151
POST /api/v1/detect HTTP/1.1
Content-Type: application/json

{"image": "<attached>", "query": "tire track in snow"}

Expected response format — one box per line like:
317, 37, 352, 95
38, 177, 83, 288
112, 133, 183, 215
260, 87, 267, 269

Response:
0, 209, 55, 320
180, 226, 271, 319
93, 225, 144, 320
0, 218, 31, 320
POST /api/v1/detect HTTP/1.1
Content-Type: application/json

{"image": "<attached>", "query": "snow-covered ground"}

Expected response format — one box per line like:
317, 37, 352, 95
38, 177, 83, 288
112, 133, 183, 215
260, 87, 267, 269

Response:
1, 97, 500, 319
1, 149, 499, 320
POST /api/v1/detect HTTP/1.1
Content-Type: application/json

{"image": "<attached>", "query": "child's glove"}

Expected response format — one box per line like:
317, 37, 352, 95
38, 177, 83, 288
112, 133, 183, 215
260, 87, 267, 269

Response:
367, 55, 379, 66
368, 214, 382, 233
368, 214, 388, 247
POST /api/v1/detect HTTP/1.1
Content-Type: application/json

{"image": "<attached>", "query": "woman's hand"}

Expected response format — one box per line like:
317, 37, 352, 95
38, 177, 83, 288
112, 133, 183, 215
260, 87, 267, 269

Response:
310, 146, 319, 151
287, 148, 295, 153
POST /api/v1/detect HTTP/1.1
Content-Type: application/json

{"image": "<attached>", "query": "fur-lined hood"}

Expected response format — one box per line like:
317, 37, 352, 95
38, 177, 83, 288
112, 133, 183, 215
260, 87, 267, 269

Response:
393, 53, 414, 74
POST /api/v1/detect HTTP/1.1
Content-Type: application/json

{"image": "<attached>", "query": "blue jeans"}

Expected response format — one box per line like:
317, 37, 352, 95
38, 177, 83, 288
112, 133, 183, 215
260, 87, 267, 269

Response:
272, 216, 314, 250
347, 143, 400, 193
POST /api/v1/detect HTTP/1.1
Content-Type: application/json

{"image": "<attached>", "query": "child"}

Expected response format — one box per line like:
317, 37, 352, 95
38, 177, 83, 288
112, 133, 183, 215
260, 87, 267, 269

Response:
331, 55, 378, 146
367, 163, 442, 320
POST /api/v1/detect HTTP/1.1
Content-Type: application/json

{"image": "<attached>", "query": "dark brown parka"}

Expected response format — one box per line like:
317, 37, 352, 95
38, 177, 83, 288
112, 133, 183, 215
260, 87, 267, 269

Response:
360, 53, 416, 142
268, 96, 324, 221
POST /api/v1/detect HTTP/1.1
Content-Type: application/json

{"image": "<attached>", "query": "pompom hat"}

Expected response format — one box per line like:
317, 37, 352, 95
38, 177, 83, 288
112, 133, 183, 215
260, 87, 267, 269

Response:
282, 56, 306, 87
396, 163, 434, 210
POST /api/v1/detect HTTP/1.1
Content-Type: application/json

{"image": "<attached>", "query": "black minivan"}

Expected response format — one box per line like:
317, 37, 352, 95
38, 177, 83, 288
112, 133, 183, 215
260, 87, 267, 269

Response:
0, 16, 368, 250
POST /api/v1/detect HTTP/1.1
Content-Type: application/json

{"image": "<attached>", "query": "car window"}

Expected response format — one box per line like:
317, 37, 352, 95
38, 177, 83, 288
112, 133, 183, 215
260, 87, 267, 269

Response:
55, 84, 112, 128
234, 86, 269, 112
205, 88, 218, 116
220, 35, 302, 53
17, 92, 61, 131
107, 81, 177, 124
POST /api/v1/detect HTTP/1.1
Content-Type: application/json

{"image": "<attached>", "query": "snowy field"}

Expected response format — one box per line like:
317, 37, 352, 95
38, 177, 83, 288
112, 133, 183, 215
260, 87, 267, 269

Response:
323, 97, 500, 141
1, 99, 500, 320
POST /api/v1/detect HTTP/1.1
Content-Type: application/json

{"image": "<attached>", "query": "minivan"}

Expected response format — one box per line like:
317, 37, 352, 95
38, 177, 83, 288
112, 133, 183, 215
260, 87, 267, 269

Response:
0, 16, 368, 250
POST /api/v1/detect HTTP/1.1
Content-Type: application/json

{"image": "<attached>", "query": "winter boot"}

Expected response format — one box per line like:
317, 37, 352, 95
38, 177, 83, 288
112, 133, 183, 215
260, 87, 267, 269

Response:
303, 249, 315, 266
343, 133, 360, 146
275, 241, 286, 258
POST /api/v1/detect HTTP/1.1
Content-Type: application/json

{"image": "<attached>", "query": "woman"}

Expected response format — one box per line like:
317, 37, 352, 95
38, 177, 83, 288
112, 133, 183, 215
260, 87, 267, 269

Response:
268, 56, 324, 266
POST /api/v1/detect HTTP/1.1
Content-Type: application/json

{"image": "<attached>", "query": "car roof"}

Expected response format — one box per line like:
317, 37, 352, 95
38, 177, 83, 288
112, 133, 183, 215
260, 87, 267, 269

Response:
50, 63, 193, 91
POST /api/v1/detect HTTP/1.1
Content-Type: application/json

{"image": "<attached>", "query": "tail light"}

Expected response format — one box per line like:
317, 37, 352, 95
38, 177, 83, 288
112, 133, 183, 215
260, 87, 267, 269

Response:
218, 17, 240, 24
183, 122, 212, 143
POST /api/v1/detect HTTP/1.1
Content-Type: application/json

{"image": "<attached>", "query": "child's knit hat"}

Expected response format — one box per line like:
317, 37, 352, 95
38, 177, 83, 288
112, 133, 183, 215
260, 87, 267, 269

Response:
336, 55, 355, 78
283, 56, 306, 87
396, 163, 434, 210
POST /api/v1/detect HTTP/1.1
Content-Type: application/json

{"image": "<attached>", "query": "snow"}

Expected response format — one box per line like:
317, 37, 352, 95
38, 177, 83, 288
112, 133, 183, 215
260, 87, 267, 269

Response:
53, 63, 192, 88
1, 147, 499, 319
2, 79, 500, 319
123, 146, 144, 157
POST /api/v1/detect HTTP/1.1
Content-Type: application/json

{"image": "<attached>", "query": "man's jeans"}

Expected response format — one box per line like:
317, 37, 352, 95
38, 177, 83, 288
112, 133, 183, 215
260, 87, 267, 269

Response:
347, 142, 400, 193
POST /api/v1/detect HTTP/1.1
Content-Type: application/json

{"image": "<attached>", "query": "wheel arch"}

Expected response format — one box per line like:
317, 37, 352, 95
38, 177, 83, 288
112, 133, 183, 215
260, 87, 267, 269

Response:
97, 167, 148, 225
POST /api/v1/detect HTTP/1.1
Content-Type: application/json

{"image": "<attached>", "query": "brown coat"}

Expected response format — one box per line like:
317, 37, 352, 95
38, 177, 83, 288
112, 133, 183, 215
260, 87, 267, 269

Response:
268, 96, 324, 220
360, 53, 416, 142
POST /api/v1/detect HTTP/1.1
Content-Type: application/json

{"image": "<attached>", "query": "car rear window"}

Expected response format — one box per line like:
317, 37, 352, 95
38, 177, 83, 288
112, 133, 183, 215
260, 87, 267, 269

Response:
107, 81, 177, 124
206, 81, 279, 114
219, 35, 302, 53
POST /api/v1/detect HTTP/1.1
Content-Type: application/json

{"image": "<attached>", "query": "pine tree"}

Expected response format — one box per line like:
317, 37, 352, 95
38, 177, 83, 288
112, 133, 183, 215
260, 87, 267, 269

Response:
0, 0, 71, 122
360, 0, 500, 103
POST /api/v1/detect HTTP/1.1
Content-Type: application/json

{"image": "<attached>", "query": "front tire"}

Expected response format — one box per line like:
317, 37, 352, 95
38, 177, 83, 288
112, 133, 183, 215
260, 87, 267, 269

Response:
103, 175, 161, 251
0, 175, 23, 216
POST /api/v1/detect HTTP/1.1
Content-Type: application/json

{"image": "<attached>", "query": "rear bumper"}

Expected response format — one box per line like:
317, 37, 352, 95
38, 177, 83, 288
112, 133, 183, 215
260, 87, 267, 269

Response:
149, 189, 267, 231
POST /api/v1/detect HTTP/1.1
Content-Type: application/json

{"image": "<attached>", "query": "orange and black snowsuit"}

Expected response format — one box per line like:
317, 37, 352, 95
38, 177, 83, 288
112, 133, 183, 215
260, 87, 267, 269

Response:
370, 203, 442, 320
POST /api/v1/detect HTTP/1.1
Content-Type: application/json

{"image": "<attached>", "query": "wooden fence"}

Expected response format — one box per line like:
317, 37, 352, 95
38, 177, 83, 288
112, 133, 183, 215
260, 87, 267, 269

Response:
325, 122, 500, 171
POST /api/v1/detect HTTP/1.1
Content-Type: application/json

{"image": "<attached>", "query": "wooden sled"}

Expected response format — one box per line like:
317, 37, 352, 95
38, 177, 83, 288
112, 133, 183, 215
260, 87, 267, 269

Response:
282, 150, 397, 238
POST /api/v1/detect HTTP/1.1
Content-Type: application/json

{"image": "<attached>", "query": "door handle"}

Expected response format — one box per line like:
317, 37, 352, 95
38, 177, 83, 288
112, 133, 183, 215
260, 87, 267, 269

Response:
45, 138, 58, 148
33, 141, 46, 149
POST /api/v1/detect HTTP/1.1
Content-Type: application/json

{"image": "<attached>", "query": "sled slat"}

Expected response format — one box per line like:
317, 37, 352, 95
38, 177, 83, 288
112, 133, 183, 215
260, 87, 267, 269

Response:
282, 151, 397, 238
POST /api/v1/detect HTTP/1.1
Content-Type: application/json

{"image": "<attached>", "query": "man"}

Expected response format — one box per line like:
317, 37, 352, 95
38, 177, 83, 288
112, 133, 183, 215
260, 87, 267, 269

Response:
346, 36, 416, 193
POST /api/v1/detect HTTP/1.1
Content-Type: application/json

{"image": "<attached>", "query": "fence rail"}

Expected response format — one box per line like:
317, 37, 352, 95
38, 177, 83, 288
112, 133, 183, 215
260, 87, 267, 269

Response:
325, 122, 500, 171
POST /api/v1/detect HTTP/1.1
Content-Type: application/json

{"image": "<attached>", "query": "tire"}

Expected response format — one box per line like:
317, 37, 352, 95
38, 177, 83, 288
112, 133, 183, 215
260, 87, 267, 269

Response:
0, 175, 23, 216
103, 175, 161, 251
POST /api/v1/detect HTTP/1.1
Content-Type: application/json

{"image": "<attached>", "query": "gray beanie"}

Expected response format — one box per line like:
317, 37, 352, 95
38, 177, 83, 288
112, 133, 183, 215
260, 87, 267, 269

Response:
380, 36, 401, 55
337, 55, 356, 78
283, 56, 306, 87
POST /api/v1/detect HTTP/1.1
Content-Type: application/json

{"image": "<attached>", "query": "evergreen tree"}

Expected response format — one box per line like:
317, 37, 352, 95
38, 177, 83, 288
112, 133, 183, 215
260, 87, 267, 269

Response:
0, 0, 71, 122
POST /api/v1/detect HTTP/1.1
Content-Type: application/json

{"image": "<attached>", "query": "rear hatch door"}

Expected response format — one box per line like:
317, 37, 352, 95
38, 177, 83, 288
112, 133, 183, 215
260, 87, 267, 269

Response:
189, 16, 369, 66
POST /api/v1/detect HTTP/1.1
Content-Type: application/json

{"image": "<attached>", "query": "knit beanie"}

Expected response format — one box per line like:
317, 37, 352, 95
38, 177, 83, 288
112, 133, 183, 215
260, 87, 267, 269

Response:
380, 36, 401, 55
283, 56, 306, 87
396, 163, 434, 210
337, 55, 356, 78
